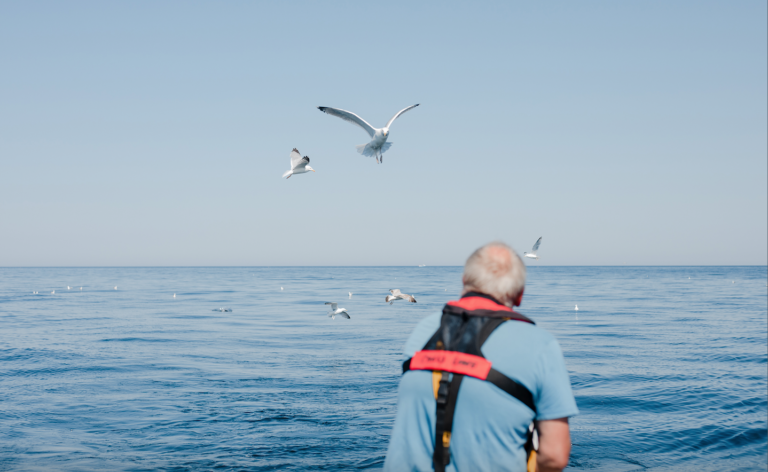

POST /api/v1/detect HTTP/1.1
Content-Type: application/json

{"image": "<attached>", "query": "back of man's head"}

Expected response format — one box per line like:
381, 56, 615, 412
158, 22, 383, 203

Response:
462, 241, 526, 307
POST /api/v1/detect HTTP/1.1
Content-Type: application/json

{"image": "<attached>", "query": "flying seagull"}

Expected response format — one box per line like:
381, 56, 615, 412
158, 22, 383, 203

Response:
524, 237, 543, 260
385, 289, 417, 305
282, 148, 315, 179
317, 104, 419, 163
325, 302, 350, 320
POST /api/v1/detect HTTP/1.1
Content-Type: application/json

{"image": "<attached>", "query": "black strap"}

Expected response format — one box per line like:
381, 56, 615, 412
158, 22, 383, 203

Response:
486, 368, 536, 413
433, 373, 464, 471
476, 318, 505, 348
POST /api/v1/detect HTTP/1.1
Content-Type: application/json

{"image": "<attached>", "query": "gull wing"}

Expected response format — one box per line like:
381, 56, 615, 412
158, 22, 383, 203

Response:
531, 237, 542, 252
389, 289, 401, 296
339, 311, 350, 319
385, 104, 420, 129
404, 294, 417, 303
317, 106, 376, 138
294, 155, 310, 171
290, 148, 303, 169
325, 302, 338, 310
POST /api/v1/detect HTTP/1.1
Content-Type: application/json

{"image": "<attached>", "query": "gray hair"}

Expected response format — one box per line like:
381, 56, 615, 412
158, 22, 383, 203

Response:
462, 241, 526, 306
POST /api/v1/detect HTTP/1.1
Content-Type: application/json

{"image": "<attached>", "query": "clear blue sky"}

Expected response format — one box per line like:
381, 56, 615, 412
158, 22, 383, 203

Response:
1, 1, 765, 266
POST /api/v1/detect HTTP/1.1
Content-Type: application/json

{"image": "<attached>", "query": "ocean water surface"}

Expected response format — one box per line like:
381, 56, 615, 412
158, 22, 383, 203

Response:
1, 266, 766, 471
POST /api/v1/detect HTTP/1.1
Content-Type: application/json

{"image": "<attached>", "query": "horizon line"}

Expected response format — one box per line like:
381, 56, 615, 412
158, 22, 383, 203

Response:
1, 265, 766, 269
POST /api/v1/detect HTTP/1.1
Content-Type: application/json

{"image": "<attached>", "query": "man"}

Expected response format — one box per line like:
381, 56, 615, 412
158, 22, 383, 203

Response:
384, 242, 578, 472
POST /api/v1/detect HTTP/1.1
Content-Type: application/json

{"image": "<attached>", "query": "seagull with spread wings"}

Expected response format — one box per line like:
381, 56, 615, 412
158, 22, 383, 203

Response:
325, 302, 350, 320
317, 104, 419, 163
385, 289, 417, 305
282, 148, 315, 179
524, 237, 543, 260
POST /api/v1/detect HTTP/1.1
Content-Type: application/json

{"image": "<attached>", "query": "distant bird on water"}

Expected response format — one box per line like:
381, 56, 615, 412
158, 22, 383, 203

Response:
213, 307, 232, 312
51, 290, 55, 295
325, 302, 350, 320
349, 292, 352, 299
317, 104, 419, 163
282, 148, 315, 179
386, 289, 417, 305
575, 305, 579, 311
524, 237, 543, 260
173, 293, 176, 298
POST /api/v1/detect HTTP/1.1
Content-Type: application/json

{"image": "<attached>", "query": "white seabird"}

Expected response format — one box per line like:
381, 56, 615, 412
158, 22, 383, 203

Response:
114, 286, 118, 290
173, 293, 176, 298
325, 302, 350, 320
524, 237, 543, 260
67, 286, 71, 290
51, 290, 55, 295
282, 148, 315, 179
386, 289, 417, 305
349, 292, 352, 299
575, 305, 579, 311
213, 307, 232, 312
317, 104, 419, 163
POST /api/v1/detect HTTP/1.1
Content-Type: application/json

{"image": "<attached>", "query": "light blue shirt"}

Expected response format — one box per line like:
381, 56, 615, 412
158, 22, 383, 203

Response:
384, 312, 579, 472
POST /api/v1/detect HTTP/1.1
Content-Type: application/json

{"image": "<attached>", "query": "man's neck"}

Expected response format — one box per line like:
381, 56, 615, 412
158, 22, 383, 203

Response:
461, 291, 505, 306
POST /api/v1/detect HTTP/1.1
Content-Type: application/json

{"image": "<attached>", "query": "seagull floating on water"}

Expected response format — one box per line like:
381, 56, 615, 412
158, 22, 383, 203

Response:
67, 286, 71, 290
114, 286, 118, 290
213, 307, 232, 312
173, 293, 176, 298
349, 292, 352, 299
524, 237, 542, 260
317, 104, 419, 163
51, 290, 55, 295
386, 289, 417, 305
282, 148, 315, 179
325, 302, 350, 320
574, 305, 579, 311
280, 287, 284, 291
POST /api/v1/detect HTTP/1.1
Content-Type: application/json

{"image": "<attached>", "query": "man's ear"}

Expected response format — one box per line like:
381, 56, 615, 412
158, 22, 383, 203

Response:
512, 288, 524, 307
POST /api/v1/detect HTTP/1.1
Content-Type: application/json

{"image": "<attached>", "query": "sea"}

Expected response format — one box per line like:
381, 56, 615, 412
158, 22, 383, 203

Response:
1, 266, 766, 471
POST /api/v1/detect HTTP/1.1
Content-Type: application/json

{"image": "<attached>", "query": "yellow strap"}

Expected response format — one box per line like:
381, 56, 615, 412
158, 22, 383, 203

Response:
432, 371, 442, 399
527, 450, 537, 472
442, 431, 451, 447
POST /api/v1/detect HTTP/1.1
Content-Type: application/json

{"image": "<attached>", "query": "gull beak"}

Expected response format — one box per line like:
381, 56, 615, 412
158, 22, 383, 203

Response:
312, 169, 316, 172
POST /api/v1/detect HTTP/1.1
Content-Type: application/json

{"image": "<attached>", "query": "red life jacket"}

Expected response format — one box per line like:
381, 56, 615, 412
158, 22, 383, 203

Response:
402, 292, 537, 472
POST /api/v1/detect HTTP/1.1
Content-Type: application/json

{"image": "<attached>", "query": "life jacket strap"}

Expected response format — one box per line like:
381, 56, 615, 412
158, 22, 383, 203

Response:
433, 372, 463, 472
403, 357, 536, 414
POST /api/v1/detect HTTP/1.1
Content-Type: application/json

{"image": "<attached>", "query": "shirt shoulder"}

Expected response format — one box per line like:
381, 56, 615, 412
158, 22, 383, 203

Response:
484, 321, 579, 420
